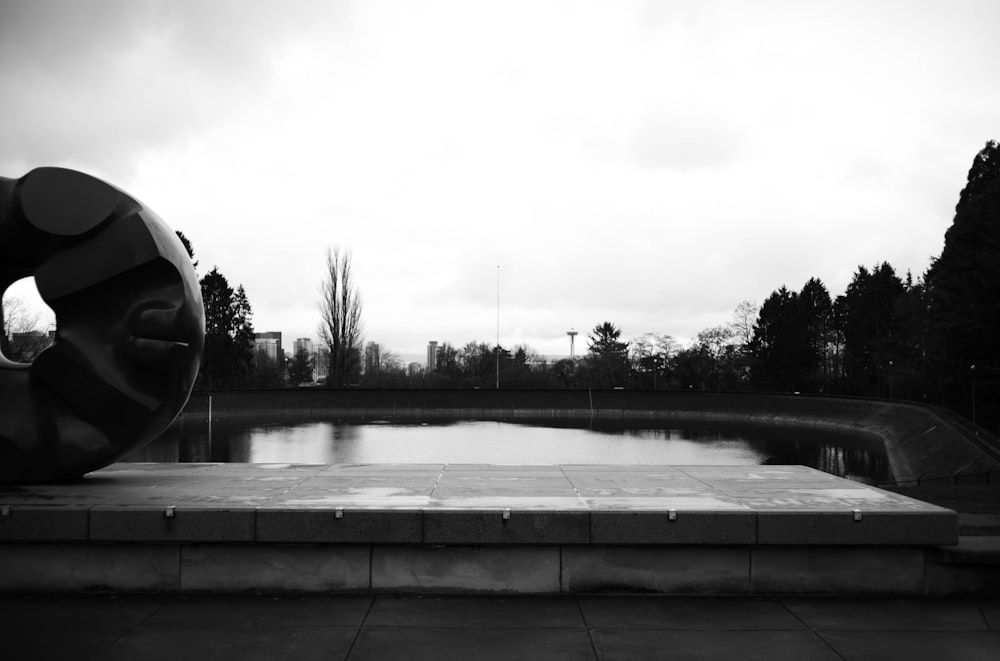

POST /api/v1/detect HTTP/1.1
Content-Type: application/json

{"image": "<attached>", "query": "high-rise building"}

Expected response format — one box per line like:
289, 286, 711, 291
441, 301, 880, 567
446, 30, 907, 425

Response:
254, 332, 282, 363
293, 337, 314, 356
426, 341, 438, 371
315, 346, 330, 380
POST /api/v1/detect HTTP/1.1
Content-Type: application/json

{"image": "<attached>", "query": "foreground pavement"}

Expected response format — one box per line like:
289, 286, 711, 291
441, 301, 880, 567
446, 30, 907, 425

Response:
1, 593, 998, 660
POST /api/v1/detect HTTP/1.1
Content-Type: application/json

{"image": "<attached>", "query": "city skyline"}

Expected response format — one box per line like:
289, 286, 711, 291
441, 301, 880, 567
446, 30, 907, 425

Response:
2, 1, 998, 359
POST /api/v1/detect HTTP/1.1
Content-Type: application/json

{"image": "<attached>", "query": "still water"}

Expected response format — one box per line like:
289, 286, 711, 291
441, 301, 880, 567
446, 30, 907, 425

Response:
128, 418, 891, 484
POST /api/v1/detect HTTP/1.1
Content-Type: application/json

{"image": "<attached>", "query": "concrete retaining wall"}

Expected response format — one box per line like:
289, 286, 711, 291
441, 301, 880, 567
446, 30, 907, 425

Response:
4, 542, 993, 596
180, 389, 1000, 484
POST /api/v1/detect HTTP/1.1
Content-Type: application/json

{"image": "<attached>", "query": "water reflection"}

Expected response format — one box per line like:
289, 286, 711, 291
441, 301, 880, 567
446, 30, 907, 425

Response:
128, 417, 891, 484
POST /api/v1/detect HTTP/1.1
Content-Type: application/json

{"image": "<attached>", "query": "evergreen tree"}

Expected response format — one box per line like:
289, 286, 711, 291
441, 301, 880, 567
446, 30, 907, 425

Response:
835, 263, 906, 396
749, 286, 806, 391
231, 285, 256, 386
925, 140, 1000, 405
175, 231, 198, 270
200, 268, 235, 388
587, 322, 629, 388
198, 268, 256, 388
799, 277, 833, 390
287, 347, 315, 386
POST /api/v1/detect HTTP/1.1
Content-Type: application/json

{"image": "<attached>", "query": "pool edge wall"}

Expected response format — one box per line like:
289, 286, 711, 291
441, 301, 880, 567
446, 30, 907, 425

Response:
179, 389, 1000, 485
3, 541, 996, 596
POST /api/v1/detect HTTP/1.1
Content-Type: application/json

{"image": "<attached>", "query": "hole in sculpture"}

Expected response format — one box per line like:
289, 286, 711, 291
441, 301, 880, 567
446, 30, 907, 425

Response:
1, 276, 55, 363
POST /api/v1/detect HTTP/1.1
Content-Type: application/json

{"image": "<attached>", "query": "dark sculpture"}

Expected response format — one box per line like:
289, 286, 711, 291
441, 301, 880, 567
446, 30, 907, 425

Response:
0, 167, 204, 482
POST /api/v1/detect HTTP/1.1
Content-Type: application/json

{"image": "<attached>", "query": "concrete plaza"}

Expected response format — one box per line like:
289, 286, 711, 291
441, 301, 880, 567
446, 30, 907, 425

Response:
2, 462, 998, 658
0, 463, 970, 594
2, 592, 999, 660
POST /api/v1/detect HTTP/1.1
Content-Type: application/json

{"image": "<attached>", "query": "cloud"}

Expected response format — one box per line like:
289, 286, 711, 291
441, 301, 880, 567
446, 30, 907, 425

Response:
629, 109, 745, 171
3, 0, 998, 365
0, 0, 351, 179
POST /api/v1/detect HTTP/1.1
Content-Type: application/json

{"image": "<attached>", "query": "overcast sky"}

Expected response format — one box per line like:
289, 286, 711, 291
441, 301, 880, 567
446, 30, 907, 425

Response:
2, 0, 998, 361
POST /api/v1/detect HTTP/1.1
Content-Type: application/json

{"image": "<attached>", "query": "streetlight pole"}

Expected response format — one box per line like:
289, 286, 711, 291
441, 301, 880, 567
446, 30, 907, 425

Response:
496, 265, 500, 390
971, 364, 976, 428
889, 360, 894, 400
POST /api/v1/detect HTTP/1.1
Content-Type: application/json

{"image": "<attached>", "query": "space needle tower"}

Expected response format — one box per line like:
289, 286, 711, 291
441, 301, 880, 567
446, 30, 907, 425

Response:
567, 328, 578, 359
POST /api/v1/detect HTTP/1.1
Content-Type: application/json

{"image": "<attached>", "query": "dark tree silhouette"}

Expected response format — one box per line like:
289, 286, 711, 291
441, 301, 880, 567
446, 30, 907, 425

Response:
175, 231, 198, 270
587, 321, 629, 388
199, 267, 255, 388
287, 347, 313, 386
925, 140, 1000, 405
835, 263, 906, 396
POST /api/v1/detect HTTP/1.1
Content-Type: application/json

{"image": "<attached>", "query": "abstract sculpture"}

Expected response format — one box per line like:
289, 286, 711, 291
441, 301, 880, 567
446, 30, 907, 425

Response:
0, 167, 204, 482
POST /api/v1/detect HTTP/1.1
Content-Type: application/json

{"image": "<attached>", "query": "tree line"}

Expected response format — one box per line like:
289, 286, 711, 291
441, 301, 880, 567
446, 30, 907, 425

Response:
191, 242, 366, 390
745, 140, 1000, 429
347, 141, 1000, 432
9, 141, 988, 433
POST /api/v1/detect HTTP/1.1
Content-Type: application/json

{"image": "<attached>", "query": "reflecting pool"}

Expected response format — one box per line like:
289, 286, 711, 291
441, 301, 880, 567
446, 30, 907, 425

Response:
127, 417, 891, 484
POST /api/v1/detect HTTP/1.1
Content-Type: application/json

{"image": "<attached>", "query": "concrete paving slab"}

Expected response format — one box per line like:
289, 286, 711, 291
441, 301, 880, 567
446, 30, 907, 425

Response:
432, 475, 575, 489
678, 465, 840, 480
578, 596, 803, 630
0, 594, 164, 629
349, 626, 595, 661
442, 468, 569, 477
982, 601, 1000, 630
317, 463, 445, 476
2, 595, 997, 660
735, 488, 942, 510
444, 464, 568, 472
4, 625, 145, 661
103, 624, 358, 661
427, 495, 589, 509
272, 491, 433, 508
274, 485, 437, 502
817, 631, 1000, 661
145, 594, 372, 628
582, 495, 750, 511
568, 477, 716, 496
431, 487, 584, 501
0, 464, 959, 547
96, 462, 223, 474
590, 629, 843, 661
298, 475, 441, 488
365, 595, 586, 628
783, 597, 990, 631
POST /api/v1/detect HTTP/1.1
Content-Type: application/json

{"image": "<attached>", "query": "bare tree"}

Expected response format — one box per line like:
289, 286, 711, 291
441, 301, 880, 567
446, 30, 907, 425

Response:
1, 295, 52, 362
318, 247, 363, 387
730, 300, 759, 349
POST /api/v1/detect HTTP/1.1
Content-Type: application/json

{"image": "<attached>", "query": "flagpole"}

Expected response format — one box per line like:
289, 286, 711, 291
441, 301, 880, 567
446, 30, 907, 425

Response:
496, 264, 500, 390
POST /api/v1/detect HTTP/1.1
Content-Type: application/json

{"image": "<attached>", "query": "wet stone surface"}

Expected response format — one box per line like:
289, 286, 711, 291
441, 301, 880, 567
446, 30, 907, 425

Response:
0, 464, 958, 545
